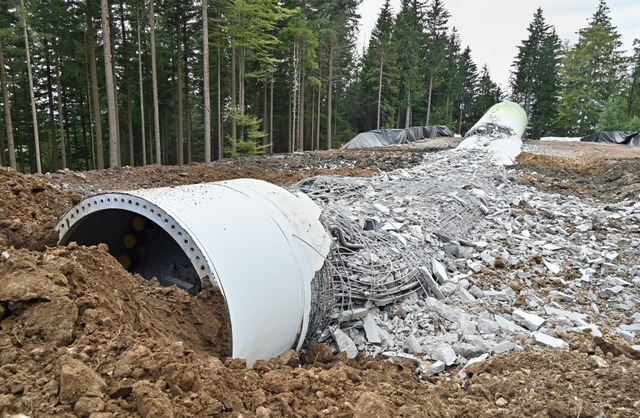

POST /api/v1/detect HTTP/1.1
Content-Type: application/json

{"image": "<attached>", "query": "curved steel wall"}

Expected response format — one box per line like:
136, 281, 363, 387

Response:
465, 101, 528, 138
56, 179, 331, 366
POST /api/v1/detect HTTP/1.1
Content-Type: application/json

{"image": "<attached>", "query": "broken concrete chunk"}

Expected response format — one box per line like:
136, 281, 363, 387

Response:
440, 282, 458, 297
453, 342, 487, 358
542, 259, 561, 274
532, 332, 568, 348
362, 314, 381, 344
464, 353, 489, 368
576, 223, 592, 232
431, 259, 449, 283
491, 341, 522, 355
544, 306, 587, 322
512, 308, 545, 331
480, 251, 496, 267
524, 290, 545, 307
467, 261, 483, 274
477, 318, 500, 335
619, 323, 640, 335
605, 277, 631, 287
483, 289, 514, 303
372, 203, 390, 214
543, 243, 562, 251
421, 360, 445, 376
338, 308, 369, 323
458, 288, 477, 303
333, 329, 358, 358
426, 343, 457, 366
425, 297, 467, 324
378, 328, 395, 350
574, 324, 602, 338
404, 334, 424, 355
418, 267, 444, 300
549, 291, 575, 303
495, 315, 527, 334
605, 285, 625, 295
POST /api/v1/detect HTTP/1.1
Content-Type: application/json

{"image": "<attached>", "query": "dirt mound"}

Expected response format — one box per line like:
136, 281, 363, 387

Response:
1, 143, 640, 417
0, 168, 81, 251
0, 244, 229, 417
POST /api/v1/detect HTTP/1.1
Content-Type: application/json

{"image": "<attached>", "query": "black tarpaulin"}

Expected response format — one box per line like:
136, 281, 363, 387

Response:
580, 131, 640, 147
342, 126, 454, 149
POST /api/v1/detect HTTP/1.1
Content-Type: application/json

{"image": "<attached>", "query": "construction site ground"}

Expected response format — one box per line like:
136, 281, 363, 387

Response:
1, 139, 639, 417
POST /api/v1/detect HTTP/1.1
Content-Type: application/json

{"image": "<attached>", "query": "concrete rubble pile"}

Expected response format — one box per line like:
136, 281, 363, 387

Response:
291, 146, 640, 376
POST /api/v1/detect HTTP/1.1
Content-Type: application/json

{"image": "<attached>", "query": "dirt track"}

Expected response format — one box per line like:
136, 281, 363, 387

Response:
1, 140, 639, 417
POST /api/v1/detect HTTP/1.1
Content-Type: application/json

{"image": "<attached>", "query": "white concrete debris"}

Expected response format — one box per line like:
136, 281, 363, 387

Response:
533, 333, 569, 349
426, 343, 458, 366
362, 314, 382, 343
291, 145, 640, 371
332, 329, 358, 358
512, 309, 545, 331
431, 259, 449, 283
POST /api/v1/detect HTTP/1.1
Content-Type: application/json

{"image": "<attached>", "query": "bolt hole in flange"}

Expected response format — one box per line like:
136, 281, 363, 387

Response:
55, 179, 331, 365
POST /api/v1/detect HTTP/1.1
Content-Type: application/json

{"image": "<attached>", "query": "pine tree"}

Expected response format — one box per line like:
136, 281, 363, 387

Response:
470, 64, 501, 124
0, 37, 16, 169
392, 0, 425, 128
628, 39, 640, 117
357, 0, 397, 130
280, 10, 318, 151
456, 45, 477, 133
423, 0, 449, 126
556, 0, 625, 135
510, 7, 561, 138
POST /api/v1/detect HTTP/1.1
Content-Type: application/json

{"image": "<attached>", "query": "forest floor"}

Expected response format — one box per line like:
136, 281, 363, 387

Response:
1, 139, 640, 418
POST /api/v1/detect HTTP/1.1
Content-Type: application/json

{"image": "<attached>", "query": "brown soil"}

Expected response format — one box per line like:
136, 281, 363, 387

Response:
516, 140, 640, 201
1, 140, 640, 418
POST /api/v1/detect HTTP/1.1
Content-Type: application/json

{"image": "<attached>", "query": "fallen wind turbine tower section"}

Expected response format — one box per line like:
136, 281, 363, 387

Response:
56, 179, 332, 366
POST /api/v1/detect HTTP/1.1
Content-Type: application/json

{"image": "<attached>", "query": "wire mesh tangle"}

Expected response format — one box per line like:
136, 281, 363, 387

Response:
289, 148, 509, 340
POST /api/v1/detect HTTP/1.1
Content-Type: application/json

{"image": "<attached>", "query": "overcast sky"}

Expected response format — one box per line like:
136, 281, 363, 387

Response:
357, 0, 640, 90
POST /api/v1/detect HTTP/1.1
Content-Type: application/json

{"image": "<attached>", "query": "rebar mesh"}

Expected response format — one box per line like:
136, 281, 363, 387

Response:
290, 149, 508, 330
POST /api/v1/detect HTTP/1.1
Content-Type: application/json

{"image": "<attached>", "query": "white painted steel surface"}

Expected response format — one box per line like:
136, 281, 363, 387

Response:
56, 179, 331, 366
465, 101, 527, 138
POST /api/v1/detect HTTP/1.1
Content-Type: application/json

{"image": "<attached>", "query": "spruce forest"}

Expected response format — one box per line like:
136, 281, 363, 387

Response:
0, 0, 639, 173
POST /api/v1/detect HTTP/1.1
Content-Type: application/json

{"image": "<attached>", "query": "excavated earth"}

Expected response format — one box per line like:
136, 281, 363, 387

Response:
1, 139, 640, 418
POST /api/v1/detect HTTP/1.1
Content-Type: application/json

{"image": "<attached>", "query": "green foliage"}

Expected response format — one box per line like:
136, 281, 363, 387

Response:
423, 0, 450, 122
598, 96, 640, 131
224, 0, 292, 77
510, 7, 561, 138
556, 0, 626, 135
352, 0, 398, 131
469, 65, 502, 124
626, 117, 640, 132
456, 46, 478, 133
628, 39, 640, 117
224, 111, 269, 157
392, 0, 426, 126
597, 97, 627, 131
224, 137, 270, 157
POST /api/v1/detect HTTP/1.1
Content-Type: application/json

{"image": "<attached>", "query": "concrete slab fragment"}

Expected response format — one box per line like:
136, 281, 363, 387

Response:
533, 332, 568, 348
362, 314, 381, 344
431, 259, 449, 283
418, 267, 444, 300
512, 308, 545, 331
495, 315, 527, 333
333, 329, 358, 358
